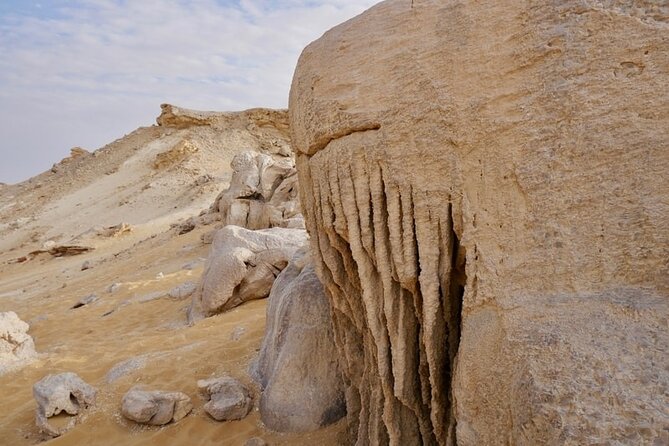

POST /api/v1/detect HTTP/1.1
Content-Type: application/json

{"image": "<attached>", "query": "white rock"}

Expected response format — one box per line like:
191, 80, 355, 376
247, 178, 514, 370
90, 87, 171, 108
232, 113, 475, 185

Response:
121, 388, 192, 426
0, 311, 37, 374
33, 372, 97, 437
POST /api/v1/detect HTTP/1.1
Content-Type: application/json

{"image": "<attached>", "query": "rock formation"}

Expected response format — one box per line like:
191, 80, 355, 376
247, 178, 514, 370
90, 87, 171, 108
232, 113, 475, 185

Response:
121, 388, 192, 426
33, 372, 97, 437
0, 311, 36, 374
153, 140, 198, 170
197, 376, 253, 421
252, 247, 345, 432
289, 1, 669, 445
188, 225, 307, 321
213, 150, 303, 230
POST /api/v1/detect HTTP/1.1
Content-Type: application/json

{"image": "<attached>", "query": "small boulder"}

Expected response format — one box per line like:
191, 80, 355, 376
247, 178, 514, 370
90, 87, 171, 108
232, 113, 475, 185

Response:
0, 311, 37, 374
81, 260, 92, 271
168, 282, 197, 299
33, 372, 97, 437
121, 388, 192, 426
198, 376, 252, 421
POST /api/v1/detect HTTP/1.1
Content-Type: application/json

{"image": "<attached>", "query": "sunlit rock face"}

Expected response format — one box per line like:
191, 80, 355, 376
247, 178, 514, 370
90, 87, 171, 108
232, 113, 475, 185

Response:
289, 1, 669, 445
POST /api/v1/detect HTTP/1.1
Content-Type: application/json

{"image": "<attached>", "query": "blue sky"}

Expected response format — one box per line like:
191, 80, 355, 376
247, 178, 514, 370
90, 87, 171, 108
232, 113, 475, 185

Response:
0, 0, 379, 183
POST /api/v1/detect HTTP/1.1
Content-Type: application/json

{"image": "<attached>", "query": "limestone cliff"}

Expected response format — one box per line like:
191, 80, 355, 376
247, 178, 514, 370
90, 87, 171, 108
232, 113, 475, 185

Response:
289, 0, 669, 444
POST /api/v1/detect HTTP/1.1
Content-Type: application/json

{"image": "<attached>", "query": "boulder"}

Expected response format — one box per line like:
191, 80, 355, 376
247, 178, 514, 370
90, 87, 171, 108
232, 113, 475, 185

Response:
168, 282, 197, 299
188, 225, 307, 321
252, 248, 345, 432
33, 372, 97, 437
289, 1, 669, 445
0, 311, 36, 374
197, 376, 252, 421
214, 151, 302, 230
121, 388, 192, 426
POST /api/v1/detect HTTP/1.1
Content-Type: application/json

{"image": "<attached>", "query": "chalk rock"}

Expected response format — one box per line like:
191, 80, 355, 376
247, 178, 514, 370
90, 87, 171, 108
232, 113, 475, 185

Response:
33, 372, 97, 437
252, 247, 345, 432
188, 225, 307, 321
0, 311, 37, 373
168, 282, 197, 299
198, 376, 252, 421
121, 388, 192, 426
290, 1, 669, 444
214, 151, 302, 230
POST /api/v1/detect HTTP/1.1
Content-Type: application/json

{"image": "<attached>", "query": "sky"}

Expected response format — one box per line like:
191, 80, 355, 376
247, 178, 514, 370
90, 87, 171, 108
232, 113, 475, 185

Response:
0, 0, 379, 184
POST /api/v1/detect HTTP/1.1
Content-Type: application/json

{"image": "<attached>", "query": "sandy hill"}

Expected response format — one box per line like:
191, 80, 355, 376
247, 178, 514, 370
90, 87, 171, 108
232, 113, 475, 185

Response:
0, 105, 340, 445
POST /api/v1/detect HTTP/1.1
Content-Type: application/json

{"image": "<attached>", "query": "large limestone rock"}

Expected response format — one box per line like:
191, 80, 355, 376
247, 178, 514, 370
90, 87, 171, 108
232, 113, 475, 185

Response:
0, 311, 36, 374
290, 1, 669, 445
252, 248, 345, 432
214, 151, 303, 230
121, 388, 192, 426
188, 225, 307, 321
33, 372, 97, 437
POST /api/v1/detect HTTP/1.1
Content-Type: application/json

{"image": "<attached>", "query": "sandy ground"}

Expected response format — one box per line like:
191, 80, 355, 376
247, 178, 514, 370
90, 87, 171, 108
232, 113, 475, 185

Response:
0, 107, 347, 445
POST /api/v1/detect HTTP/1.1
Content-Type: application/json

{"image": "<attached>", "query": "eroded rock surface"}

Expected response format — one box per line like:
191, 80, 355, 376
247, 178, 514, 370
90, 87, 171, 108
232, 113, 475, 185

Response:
33, 372, 97, 437
198, 376, 253, 421
290, 1, 669, 445
121, 388, 192, 426
188, 225, 307, 321
252, 247, 345, 432
0, 311, 36, 374
214, 150, 302, 230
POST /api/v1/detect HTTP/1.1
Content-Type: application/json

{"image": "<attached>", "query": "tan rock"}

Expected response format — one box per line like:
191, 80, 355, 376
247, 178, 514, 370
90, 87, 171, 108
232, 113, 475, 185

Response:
290, 1, 669, 445
98, 222, 133, 237
152, 140, 198, 170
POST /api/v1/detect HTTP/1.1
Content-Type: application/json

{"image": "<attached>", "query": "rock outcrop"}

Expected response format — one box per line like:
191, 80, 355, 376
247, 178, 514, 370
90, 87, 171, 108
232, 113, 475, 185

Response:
252, 247, 345, 432
213, 151, 303, 230
0, 311, 36, 374
290, 1, 669, 445
197, 376, 253, 421
188, 225, 307, 321
33, 373, 97, 437
121, 388, 192, 426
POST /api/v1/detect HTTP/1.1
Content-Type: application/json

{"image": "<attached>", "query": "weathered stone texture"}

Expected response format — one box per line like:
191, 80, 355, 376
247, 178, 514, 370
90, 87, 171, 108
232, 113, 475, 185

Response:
289, 0, 669, 445
188, 225, 307, 320
252, 247, 345, 432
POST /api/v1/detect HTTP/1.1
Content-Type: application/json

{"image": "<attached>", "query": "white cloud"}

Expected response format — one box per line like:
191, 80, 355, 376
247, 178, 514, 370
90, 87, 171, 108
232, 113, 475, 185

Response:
0, 0, 379, 183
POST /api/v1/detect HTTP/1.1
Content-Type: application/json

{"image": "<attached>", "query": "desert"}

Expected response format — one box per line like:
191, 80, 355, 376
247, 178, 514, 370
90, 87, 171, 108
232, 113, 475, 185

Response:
1, 1, 668, 445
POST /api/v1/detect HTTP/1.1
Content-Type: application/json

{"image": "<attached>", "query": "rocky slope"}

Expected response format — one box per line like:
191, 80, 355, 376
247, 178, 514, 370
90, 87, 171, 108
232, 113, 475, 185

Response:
290, 0, 668, 444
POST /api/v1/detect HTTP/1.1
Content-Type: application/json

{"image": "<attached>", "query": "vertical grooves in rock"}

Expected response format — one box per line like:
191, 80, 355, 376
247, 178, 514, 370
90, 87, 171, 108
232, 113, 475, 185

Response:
298, 139, 463, 445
